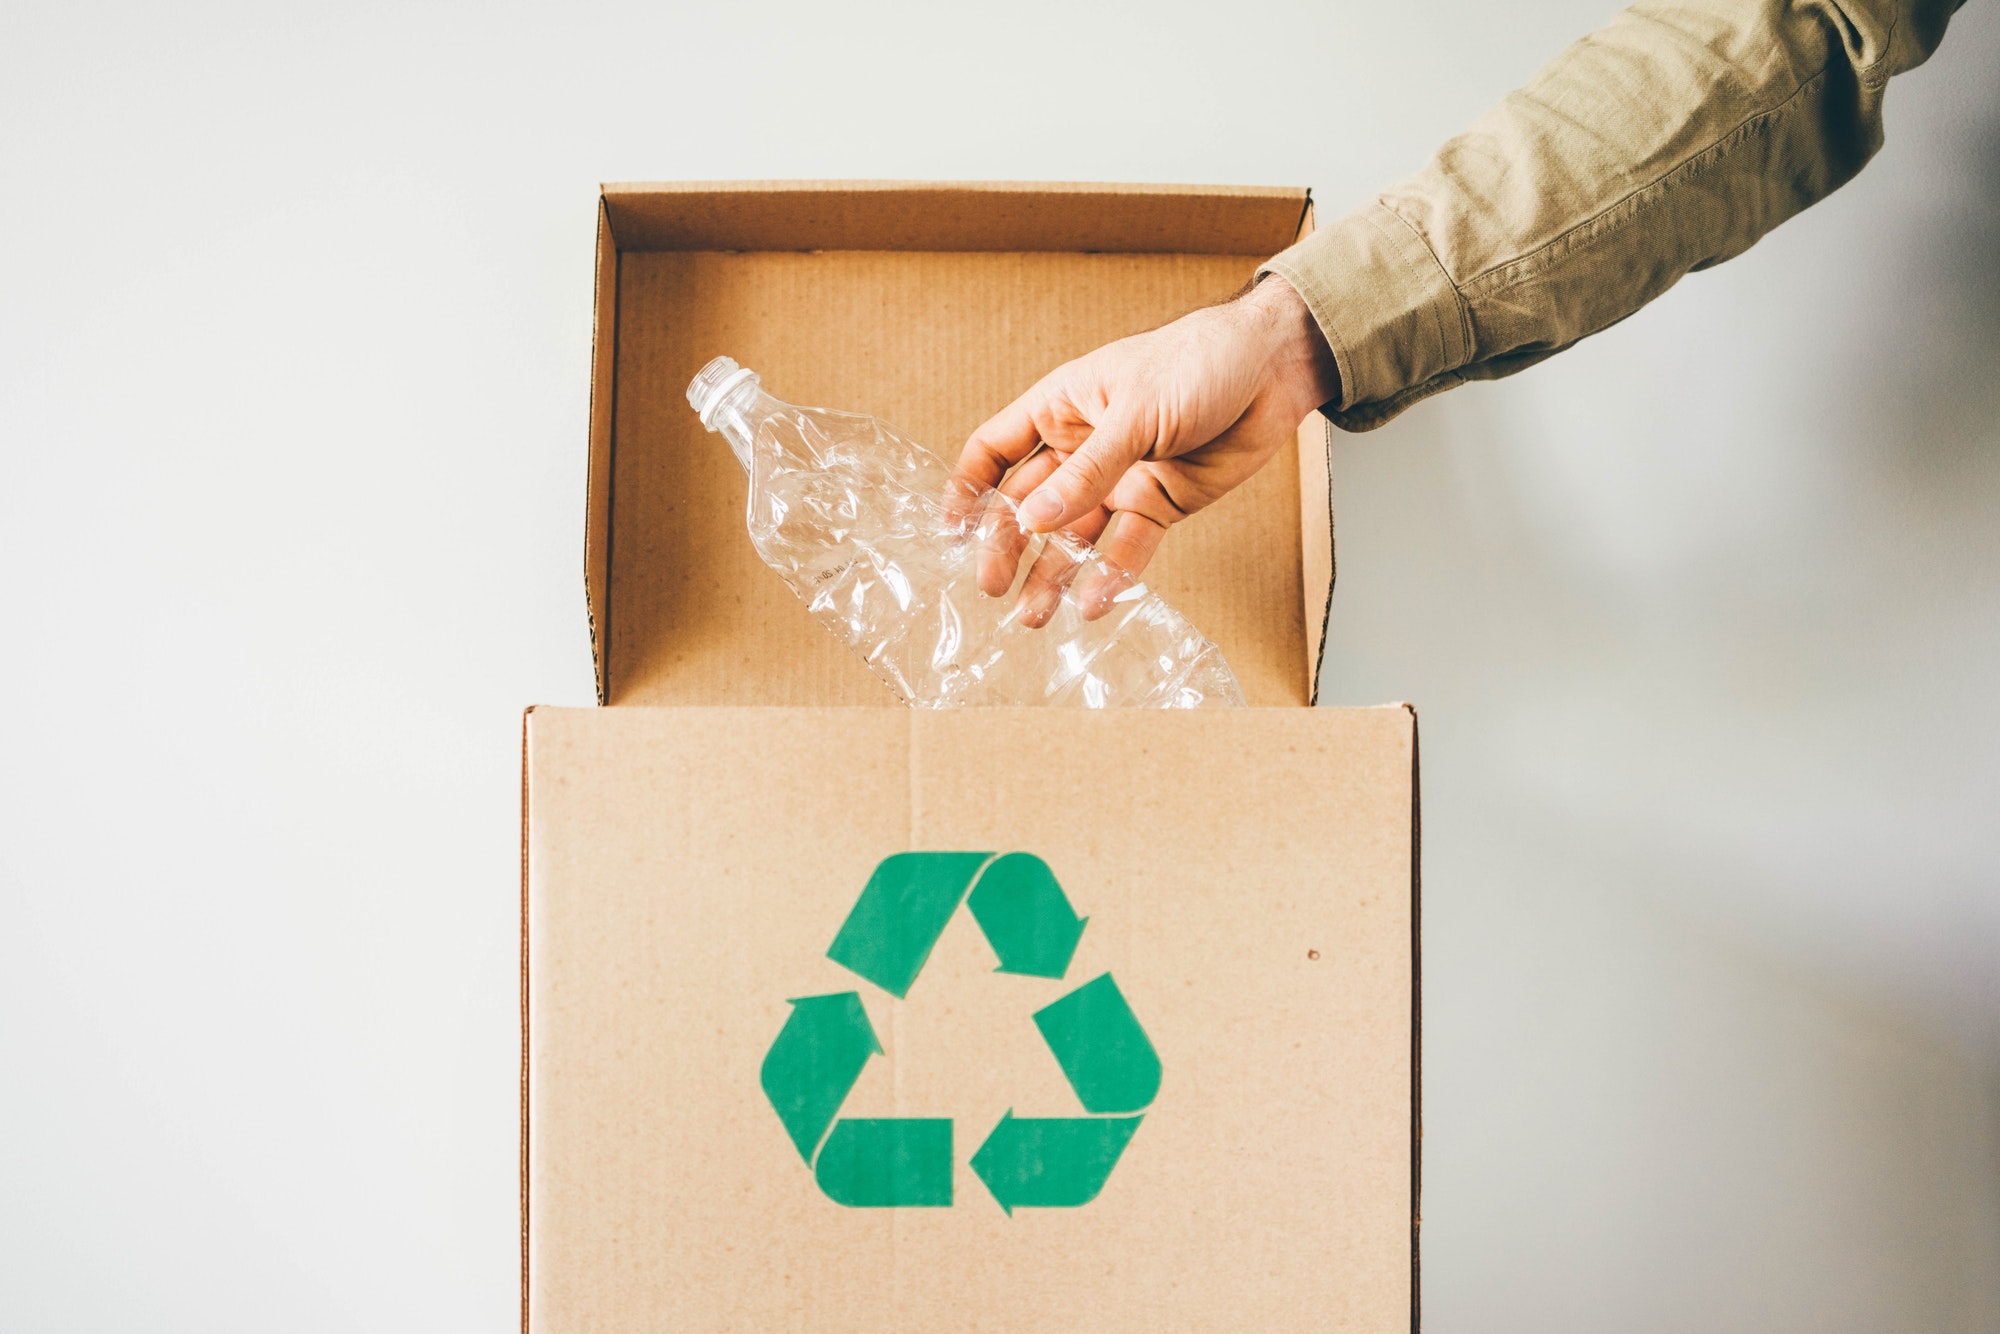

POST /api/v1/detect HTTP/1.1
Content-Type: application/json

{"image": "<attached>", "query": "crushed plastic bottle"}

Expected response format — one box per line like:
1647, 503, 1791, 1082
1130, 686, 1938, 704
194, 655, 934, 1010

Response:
686, 356, 1246, 709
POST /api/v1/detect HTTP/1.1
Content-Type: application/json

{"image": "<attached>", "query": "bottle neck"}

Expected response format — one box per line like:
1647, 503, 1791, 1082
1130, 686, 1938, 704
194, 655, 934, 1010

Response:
709, 383, 773, 472
687, 357, 774, 473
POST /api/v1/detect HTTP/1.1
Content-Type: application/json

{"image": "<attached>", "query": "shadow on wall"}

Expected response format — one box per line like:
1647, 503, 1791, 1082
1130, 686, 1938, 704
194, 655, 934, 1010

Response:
1874, 84, 2000, 466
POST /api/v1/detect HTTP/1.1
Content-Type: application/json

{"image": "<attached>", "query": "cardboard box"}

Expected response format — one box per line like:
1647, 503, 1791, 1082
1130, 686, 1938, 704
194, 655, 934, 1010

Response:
524, 182, 1420, 1331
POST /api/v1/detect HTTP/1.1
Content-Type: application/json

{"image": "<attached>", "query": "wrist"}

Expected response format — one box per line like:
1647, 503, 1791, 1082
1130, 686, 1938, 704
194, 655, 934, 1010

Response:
1241, 274, 1341, 418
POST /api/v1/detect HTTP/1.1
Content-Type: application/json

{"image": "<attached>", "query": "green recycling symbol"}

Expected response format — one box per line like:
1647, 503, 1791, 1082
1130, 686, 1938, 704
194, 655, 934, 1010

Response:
759, 852, 1161, 1213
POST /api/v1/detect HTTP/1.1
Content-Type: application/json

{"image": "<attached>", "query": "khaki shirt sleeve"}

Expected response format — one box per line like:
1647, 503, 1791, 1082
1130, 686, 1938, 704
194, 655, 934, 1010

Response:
1263, 0, 1965, 431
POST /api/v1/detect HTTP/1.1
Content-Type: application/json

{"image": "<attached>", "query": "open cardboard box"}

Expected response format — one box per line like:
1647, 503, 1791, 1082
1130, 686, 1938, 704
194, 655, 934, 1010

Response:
523, 181, 1420, 1331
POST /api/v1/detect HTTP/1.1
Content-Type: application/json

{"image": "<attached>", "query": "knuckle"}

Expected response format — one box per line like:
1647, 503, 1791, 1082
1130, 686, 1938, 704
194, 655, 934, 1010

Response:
1146, 473, 1194, 521
1063, 454, 1107, 498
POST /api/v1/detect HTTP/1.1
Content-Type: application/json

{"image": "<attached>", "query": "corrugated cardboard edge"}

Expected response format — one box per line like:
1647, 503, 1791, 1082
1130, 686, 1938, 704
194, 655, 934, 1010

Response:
605, 178, 1304, 200
600, 179, 1309, 255
584, 204, 620, 705
1407, 701, 1423, 1332
1302, 414, 1336, 704
1291, 195, 1337, 705
519, 706, 535, 1332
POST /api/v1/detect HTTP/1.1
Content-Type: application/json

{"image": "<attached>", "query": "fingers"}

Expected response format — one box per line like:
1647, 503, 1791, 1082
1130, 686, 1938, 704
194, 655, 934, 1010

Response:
1068, 511, 1167, 621
1015, 406, 1151, 535
985, 462, 1184, 624
1014, 508, 1110, 629
951, 390, 1046, 509
1012, 507, 1166, 628
976, 449, 1059, 596
1092, 509, 1170, 583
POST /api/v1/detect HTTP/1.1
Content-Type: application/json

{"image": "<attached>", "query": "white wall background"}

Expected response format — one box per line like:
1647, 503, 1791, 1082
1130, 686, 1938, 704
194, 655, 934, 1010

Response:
3, 1, 1995, 1328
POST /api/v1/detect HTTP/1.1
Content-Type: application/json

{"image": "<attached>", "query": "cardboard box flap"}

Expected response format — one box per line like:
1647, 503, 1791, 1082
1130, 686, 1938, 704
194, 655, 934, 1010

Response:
602, 180, 1310, 255
585, 182, 1333, 709
583, 199, 618, 683
1291, 198, 1333, 704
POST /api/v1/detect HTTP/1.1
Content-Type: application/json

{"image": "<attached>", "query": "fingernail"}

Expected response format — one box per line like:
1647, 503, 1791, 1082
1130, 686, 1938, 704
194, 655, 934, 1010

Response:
1019, 489, 1063, 530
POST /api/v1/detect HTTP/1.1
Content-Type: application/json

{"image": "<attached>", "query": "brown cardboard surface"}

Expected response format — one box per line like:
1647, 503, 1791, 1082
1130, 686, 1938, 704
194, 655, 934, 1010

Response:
1289, 199, 1337, 704
584, 200, 619, 695
602, 180, 1309, 254
525, 705, 1416, 1332
540, 182, 1412, 1331
583, 181, 1334, 708
606, 248, 1307, 708
1298, 411, 1334, 699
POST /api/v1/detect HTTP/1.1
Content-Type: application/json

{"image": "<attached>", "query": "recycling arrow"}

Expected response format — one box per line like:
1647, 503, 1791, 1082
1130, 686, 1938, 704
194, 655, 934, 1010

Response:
969, 1111, 1144, 1215
1031, 973, 1162, 1114
826, 851, 992, 998
759, 992, 881, 1162
761, 850, 1160, 1215
966, 852, 1087, 979
815, 1118, 954, 1207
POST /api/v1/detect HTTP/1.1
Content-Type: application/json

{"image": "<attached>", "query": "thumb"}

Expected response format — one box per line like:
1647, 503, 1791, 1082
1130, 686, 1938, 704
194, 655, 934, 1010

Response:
1015, 405, 1151, 534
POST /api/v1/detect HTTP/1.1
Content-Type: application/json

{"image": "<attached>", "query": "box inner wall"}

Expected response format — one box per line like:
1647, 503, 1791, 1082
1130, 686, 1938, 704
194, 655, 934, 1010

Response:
605, 249, 1309, 707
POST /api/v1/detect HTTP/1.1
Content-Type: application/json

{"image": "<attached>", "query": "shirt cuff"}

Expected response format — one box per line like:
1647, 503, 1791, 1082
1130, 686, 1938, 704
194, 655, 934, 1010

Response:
1259, 200, 1470, 432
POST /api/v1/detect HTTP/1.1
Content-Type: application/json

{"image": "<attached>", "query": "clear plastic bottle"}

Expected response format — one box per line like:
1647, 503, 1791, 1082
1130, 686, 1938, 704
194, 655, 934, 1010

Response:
687, 356, 1245, 709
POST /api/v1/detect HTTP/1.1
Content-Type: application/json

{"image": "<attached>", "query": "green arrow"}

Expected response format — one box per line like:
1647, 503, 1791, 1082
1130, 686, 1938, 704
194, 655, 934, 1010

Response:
813, 1118, 954, 1207
969, 1111, 1144, 1214
966, 852, 1087, 979
759, 992, 881, 1163
826, 851, 993, 998
1033, 973, 1161, 1114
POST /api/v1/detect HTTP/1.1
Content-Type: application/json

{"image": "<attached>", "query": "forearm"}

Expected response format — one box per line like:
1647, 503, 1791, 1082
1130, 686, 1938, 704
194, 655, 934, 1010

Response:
1268, 0, 1965, 431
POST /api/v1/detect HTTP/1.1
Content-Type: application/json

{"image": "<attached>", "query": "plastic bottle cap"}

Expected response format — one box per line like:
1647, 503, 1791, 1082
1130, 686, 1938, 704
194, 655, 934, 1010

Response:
688, 355, 758, 429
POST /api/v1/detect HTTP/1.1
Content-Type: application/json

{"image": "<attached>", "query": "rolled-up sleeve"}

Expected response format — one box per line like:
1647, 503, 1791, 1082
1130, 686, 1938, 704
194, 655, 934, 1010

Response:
1262, 0, 1965, 431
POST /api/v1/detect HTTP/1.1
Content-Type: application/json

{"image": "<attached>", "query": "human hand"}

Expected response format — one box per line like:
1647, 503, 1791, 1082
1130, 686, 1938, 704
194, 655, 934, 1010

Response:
950, 274, 1339, 624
